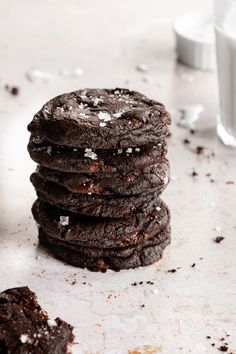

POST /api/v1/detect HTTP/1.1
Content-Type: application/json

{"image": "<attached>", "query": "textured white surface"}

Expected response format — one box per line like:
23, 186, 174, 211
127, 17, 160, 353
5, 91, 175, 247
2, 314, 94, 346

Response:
0, 0, 236, 353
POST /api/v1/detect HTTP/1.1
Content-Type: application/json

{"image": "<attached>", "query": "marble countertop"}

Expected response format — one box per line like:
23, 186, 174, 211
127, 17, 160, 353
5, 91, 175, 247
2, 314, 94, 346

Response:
0, 0, 236, 353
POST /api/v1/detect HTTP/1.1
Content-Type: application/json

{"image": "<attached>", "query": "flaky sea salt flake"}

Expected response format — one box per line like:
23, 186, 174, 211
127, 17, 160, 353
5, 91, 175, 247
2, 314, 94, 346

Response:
178, 104, 204, 129
80, 113, 87, 118
47, 319, 57, 327
113, 111, 123, 118
20, 334, 30, 344
47, 146, 52, 155
136, 64, 149, 72
60, 216, 69, 226
163, 176, 169, 184
84, 148, 97, 160
126, 148, 133, 154
93, 97, 103, 107
98, 112, 112, 122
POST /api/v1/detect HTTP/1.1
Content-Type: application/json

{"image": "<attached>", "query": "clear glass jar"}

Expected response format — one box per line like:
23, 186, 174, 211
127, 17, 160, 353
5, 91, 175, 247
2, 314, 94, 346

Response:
215, 0, 236, 147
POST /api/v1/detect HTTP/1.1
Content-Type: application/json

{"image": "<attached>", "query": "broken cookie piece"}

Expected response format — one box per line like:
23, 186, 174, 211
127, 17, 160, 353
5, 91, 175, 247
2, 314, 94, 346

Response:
0, 286, 74, 353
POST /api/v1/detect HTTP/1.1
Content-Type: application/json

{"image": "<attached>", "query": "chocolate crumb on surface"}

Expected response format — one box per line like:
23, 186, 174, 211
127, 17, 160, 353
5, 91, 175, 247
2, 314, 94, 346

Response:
196, 146, 204, 154
146, 281, 154, 285
219, 345, 228, 352
183, 138, 190, 144
215, 236, 225, 244
191, 263, 196, 268
5, 84, 20, 96
192, 170, 198, 177
167, 269, 177, 273
226, 181, 234, 185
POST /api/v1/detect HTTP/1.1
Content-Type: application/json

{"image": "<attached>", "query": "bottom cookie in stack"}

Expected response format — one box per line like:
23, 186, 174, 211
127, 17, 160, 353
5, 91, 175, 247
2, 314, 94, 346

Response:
32, 199, 171, 272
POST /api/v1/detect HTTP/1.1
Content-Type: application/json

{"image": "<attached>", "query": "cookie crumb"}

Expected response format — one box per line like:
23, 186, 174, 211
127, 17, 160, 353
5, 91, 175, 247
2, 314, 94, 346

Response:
219, 345, 228, 352
192, 170, 198, 177
226, 181, 234, 185
183, 138, 190, 144
167, 269, 177, 273
196, 146, 204, 154
5, 84, 19, 96
215, 236, 225, 244
191, 263, 196, 268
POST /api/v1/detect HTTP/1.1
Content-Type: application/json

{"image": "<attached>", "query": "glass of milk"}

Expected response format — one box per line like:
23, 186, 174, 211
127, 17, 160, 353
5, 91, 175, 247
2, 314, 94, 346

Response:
215, 0, 236, 147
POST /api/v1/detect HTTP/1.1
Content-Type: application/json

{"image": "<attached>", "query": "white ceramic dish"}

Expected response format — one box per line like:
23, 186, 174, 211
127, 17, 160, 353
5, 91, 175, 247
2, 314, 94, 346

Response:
173, 12, 216, 70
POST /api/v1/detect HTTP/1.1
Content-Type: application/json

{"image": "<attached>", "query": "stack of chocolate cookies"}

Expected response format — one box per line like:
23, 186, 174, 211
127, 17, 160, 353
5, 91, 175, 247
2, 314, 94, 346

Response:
27, 88, 171, 272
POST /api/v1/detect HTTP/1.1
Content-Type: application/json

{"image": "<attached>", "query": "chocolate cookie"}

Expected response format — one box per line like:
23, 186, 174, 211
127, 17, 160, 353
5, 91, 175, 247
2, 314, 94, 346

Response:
38, 226, 170, 259
28, 135, 167, 173
30, 173, 164, 218
36, 160, 170, 196
0, 286, 74, 354
38, 227, 171, 272
32, 199, 170, 248
27, 88, 171, 149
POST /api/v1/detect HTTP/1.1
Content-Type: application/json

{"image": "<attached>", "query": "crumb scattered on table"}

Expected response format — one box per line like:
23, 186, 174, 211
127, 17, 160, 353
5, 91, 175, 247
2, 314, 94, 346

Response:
215, 236, 225, 244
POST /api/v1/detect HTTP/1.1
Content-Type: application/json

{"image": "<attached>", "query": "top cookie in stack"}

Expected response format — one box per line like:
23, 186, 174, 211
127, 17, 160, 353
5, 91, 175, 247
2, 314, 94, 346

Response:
28, 88, 171, 271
